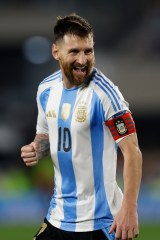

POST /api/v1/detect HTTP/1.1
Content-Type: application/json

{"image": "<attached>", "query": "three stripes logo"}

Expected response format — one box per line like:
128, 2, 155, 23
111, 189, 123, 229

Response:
46, 110, 56, 118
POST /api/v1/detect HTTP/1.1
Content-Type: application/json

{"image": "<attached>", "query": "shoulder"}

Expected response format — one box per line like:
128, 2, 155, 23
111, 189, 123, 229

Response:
90, 68, 116, 91
89, 68, 128, 114
89, 68, 117, 98
38, 69, 62, 95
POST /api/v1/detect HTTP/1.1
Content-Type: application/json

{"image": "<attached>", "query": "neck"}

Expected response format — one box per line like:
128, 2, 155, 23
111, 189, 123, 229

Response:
62, 77, 76, 89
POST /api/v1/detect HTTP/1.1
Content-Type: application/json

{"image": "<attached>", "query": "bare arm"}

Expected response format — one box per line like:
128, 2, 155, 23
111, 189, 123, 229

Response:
21, 134, 50, 167
34, 134, 50, 160
110, 133, 142, 239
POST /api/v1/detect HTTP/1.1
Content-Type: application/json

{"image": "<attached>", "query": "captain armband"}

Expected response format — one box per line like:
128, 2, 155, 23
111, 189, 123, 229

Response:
105, 112, 136, 141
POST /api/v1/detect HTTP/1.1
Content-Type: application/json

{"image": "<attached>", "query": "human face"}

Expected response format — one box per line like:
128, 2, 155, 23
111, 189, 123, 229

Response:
52, 34, 95, 88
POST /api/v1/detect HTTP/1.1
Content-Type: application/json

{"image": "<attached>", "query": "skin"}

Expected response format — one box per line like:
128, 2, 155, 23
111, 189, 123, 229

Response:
52, 34, 95, 88
21, 34, 95, 164
21, 33, 142, 240
110, 134, 142, 240
21, 134, 50, 166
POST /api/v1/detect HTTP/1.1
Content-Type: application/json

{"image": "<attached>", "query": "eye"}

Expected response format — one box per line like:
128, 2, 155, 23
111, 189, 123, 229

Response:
85, 48, 93, 55
69, 49, 79, 54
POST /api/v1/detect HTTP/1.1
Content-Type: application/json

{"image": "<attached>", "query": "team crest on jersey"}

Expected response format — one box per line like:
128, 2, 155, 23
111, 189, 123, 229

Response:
61, 103, 71, 121
75, 102, 87, 122
114, 118, 128, 135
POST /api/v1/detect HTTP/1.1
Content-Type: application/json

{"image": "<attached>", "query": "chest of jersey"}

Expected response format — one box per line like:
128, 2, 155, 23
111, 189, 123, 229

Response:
45, 83, 104, 155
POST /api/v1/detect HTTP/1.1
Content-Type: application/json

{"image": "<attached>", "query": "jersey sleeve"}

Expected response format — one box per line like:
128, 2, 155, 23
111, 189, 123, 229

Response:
93, 70, 130, 121
104, 85, 130, 121
102, 84, 136, 143
92, 71, 136, 143
36, 86, 49, 135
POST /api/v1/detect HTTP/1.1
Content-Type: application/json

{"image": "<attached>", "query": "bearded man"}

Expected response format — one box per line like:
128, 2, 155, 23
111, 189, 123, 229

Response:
21, 13, 142, 240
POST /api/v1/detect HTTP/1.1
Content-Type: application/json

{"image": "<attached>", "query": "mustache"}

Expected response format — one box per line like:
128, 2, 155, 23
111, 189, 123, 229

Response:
72, 63, 87, 68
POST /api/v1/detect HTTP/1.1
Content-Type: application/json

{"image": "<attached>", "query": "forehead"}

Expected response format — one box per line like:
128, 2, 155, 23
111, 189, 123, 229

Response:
60, 34, 94, 49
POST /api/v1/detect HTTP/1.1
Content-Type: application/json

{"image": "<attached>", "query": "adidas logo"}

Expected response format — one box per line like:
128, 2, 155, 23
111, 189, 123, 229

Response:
46, 110, 56, 118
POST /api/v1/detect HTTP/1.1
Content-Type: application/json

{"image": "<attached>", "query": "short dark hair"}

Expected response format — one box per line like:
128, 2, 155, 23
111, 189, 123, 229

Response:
53, 13, 93, 43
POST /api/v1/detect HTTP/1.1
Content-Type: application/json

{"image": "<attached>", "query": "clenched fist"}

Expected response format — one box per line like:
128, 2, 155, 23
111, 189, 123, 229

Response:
21, 142, 39, 167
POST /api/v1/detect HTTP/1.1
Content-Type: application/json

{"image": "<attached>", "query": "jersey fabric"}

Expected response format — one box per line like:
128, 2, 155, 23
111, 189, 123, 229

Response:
36, 68, 130, 232
33, 218, 114, 240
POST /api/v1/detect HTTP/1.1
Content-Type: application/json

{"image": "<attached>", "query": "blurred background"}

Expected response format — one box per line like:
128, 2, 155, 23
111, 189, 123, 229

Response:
0, 0, 160, 239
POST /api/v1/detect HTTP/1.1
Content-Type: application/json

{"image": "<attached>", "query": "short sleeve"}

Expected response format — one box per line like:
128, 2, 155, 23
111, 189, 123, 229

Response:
36, 87, 49, 134
92, 70, 130, 122
104, 85, 130, 121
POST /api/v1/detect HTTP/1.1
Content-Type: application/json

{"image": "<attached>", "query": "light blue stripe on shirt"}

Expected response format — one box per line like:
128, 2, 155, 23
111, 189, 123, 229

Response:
90, 91, 113, 230
57, 87, 78, 231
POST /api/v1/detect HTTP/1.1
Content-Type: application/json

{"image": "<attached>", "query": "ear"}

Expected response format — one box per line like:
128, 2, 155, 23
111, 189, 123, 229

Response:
52, 43, 59, 60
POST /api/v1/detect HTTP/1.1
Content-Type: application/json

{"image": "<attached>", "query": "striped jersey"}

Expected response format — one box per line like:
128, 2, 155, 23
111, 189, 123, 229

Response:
36, 68, 129, 232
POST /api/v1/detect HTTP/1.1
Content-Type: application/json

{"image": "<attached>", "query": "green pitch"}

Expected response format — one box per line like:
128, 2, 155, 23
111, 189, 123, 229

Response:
0, 225, 39, 240
139, 224, 160, 239
0, 224, 159, 240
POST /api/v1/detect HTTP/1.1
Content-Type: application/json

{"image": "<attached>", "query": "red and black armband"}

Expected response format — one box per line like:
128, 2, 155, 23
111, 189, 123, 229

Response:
105, 112, 136, 141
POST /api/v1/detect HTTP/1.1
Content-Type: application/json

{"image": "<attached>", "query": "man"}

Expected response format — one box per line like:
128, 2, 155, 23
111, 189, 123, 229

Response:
21, 13, 142, 240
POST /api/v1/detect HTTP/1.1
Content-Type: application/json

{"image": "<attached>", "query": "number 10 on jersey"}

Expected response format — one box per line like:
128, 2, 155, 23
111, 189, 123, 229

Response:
58, 127, 72, 152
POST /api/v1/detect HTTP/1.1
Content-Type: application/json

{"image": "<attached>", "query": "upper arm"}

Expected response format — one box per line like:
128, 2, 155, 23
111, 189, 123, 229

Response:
105, 111, 136, 143
118, 133, 140, 155
118, 133, 142, 172
105, 110, 142, 161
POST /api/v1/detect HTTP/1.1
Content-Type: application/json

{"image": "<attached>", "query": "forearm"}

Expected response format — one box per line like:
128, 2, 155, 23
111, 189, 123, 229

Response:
34, 134, 50, 160
118, 134, 142, 207
123, 146, 142, 206
110, 132, 142, 238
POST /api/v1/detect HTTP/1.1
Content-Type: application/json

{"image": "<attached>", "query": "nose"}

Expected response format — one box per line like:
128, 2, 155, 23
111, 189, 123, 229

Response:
76, 52, 87, 65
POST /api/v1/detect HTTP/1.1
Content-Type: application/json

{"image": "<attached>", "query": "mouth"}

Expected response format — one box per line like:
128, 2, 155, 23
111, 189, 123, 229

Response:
73, 66, 87, 73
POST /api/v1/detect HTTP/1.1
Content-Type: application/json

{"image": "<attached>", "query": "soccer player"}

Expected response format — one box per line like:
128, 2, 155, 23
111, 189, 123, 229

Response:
21, 13, 142, 240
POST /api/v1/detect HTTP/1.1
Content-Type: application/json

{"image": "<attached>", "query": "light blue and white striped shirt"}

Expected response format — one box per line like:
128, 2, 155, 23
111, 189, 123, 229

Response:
36, 68, 129, 232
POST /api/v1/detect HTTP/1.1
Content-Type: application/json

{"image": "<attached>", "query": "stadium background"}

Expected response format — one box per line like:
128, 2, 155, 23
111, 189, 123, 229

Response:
0, 0, 160, 239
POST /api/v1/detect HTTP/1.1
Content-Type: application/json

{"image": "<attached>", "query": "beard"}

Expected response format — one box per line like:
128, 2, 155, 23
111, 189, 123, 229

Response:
60, 57, 95, 86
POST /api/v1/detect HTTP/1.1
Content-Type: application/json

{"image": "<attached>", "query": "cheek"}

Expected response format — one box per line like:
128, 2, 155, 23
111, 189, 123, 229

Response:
88, 53, 94, 61
92, 54, 95, 61
60, 59, 72, 73
88, 55, 95, 65
61, 55, 75, 65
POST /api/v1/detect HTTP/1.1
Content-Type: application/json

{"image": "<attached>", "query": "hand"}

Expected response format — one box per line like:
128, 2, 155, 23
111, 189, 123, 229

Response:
21, 142, 39, 167
109, 203, 139, 240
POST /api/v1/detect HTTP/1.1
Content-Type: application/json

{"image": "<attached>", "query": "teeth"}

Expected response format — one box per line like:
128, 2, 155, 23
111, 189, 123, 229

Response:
74, 66, 86, 71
